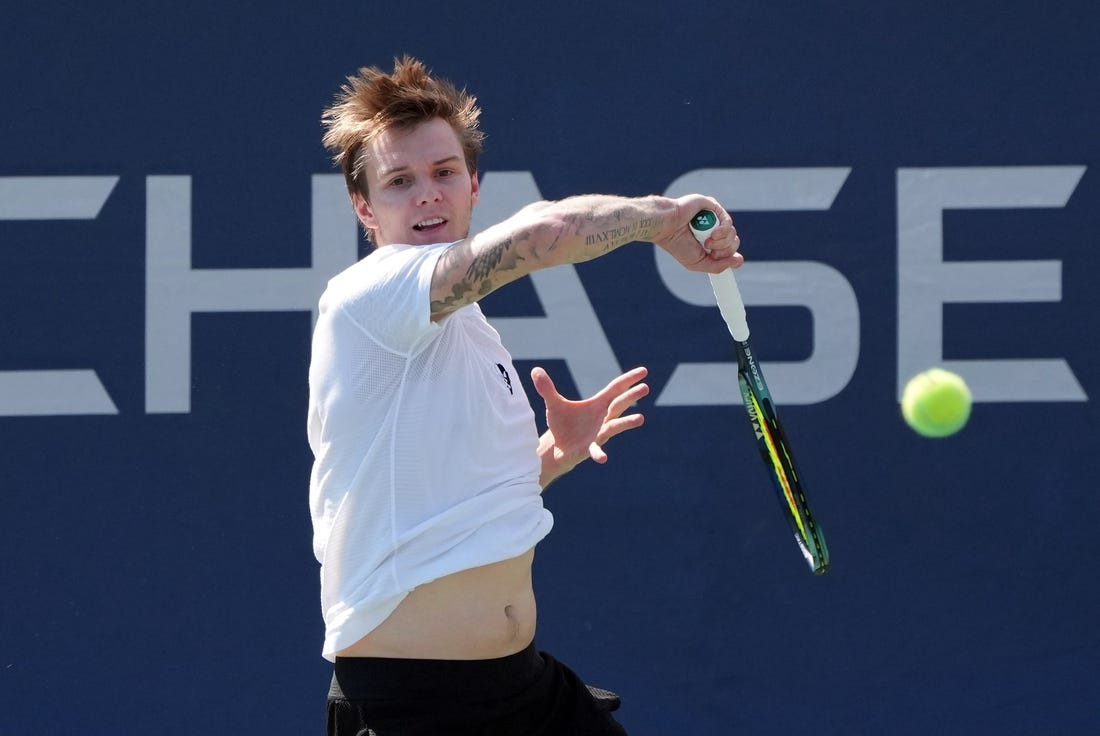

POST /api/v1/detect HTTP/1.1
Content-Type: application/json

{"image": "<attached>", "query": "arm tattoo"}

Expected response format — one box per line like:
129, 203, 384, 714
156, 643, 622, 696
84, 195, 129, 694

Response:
465, 240, 507, 281
577, 207, 660, 252
430, 235, 526, 314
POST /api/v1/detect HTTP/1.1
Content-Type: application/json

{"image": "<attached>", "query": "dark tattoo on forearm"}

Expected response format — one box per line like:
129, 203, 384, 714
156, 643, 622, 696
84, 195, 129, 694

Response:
431, 235, 527, 314
581, 211, 660, 252
585, 226, 632, 247
465, 240, 506, 281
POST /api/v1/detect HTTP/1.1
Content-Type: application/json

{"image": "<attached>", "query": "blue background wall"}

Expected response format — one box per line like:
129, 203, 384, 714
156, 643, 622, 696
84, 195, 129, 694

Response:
3, 2, 1098, 733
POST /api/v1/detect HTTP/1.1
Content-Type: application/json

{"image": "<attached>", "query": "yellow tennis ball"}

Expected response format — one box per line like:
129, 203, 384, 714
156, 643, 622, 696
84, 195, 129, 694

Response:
901, 368, 972, 438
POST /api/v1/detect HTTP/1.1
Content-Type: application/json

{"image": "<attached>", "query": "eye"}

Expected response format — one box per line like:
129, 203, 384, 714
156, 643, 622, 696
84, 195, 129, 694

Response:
388, 176, 408, 188
437, 168, 455, 178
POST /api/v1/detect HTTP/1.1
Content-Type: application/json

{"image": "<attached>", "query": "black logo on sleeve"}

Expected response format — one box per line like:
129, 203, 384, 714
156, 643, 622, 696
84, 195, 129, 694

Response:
496, 363, 513, 395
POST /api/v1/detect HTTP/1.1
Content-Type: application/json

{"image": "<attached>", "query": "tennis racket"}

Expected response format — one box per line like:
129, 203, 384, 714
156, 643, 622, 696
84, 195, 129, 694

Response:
690, 209, 830, 574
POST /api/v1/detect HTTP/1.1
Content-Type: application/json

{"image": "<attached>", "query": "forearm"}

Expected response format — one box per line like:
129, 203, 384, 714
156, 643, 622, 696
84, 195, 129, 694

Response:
518, 194, 681, 268
431, 192, 736, 318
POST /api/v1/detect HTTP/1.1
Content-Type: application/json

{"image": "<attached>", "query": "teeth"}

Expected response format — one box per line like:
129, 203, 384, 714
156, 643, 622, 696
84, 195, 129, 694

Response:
414, 217, 445, 230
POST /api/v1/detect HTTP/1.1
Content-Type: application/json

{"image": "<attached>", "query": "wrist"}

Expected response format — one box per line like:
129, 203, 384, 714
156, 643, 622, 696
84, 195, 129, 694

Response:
644, 195, 685, 245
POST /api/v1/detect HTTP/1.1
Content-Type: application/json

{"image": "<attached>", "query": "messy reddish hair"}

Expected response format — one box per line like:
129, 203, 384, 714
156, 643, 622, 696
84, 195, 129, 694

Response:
321, 55, 484, 200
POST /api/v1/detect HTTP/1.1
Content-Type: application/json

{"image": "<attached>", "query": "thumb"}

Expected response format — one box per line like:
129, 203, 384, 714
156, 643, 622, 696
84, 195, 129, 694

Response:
530, 366, 559, 403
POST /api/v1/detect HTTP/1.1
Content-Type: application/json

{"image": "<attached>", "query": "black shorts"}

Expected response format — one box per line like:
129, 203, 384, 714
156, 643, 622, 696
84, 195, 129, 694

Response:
326, 642, 628, 735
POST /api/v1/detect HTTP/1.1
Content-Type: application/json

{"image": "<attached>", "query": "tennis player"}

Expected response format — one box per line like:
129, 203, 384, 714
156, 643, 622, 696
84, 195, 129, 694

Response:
309, 55, 742, 735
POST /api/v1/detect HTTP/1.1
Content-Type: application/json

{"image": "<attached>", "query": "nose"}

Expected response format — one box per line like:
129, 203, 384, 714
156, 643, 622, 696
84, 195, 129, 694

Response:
415, 179, 442, 205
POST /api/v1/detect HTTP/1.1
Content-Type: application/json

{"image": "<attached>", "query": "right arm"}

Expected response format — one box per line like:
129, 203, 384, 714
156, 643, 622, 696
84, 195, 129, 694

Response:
430, 193, 742, 318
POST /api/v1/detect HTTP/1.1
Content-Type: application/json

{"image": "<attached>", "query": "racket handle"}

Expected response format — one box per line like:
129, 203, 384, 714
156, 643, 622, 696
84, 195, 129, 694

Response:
689, 210, 750, 342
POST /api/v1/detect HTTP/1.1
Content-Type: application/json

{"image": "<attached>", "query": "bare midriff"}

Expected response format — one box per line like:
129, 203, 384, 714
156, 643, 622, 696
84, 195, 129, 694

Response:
335, 548, 538, 660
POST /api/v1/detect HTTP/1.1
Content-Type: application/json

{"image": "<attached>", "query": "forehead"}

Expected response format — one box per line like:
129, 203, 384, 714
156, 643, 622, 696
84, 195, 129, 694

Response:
365, 118, 465, 176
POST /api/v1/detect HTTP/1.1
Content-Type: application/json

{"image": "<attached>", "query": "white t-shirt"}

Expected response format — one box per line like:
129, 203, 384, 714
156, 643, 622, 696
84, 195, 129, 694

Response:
307, 242, 554, 661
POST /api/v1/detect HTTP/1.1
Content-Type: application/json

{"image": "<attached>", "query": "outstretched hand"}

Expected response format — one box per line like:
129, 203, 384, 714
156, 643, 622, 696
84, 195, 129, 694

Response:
532, 365, 649, 488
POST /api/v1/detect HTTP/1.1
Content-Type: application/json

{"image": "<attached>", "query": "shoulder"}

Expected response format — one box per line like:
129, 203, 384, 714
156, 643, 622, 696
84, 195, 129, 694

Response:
325, 242, 456, 305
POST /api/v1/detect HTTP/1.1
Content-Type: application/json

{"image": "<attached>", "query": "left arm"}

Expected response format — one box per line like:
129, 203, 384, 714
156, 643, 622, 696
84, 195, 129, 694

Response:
532, 365, 650, 489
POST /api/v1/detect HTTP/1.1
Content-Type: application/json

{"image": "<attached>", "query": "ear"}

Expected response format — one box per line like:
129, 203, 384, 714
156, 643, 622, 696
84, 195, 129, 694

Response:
470, 171, 480, 206
351, 192, 377, 231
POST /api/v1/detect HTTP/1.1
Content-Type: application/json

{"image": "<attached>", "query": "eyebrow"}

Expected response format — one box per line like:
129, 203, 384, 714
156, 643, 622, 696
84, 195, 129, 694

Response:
377, 155, 462, 181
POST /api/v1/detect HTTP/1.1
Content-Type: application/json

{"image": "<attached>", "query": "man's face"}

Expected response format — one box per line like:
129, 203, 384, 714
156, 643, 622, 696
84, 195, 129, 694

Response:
354, 117, 480, 247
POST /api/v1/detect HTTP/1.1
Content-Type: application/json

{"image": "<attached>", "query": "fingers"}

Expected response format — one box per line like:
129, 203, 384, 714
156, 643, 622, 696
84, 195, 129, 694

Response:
602, 413, 645, 441
600, 366, 649, 419
698, 221, 743, 270
589, 412, 645, 464
606, 380, 649, 418
539, 365, 649, 406
599, 366, 648, 400
694, 225, 744, 273
703, 225, 741, 256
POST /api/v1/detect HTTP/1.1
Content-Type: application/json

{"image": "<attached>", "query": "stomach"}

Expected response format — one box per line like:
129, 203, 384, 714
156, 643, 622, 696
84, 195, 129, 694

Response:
336, 548, 538, 660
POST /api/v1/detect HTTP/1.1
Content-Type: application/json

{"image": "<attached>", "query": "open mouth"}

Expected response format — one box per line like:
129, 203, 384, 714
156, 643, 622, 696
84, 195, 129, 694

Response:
412, 217, 447, 232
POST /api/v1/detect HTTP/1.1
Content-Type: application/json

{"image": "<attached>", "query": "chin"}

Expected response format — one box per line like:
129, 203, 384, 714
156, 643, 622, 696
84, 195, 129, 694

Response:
384, 221, 467, 247
396, 230, 439, 246
422, 227, 466, 244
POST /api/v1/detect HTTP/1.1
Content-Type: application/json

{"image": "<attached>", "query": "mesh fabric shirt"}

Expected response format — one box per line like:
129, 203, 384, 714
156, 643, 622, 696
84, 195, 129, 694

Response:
307, 242, 554, 661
